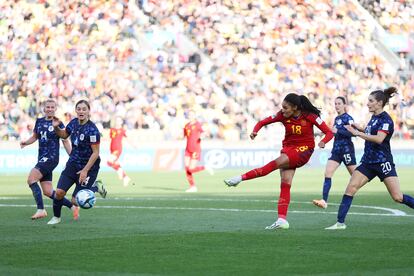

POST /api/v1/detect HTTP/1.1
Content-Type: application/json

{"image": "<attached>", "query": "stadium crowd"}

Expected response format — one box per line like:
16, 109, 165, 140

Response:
359, 0, 414, 34
1, 0, 414, 142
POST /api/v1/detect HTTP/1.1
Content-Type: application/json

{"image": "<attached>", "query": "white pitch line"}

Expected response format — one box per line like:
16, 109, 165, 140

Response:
107, 197, 408, 216
0, 203, 413, 217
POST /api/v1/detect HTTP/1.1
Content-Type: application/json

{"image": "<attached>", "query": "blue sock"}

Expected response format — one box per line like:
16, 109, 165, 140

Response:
402, 194, 414, 209
48, 190, 73, 209
29, 182, 44, 209
337, 194, 353, 223
322, 177, 332, 202
53, 198, 63, 218
90, 185, 98, 193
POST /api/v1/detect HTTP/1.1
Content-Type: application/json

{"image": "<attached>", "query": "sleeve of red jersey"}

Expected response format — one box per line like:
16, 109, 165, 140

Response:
308, 114, 334, 144
252, 111, 283, 133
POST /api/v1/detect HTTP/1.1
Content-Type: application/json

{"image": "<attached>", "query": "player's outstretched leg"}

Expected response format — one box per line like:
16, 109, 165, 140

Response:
225, 160, 278, 187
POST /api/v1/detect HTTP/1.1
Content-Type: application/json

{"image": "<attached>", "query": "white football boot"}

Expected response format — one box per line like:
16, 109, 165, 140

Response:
94, 180, 107, 198
325, 222, 347, 230
185, 186, 198, 193
47, 216, 61, 225
224, 175, 242, 187
265, 218, 290, 230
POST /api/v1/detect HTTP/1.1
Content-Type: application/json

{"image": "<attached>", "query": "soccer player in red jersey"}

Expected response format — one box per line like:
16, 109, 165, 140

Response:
183, 110, 213, 192
107, 117, 132, 186
225, 93, 334, 229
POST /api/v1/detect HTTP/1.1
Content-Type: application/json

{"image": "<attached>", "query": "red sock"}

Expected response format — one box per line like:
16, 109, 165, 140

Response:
118, 169, 126, 178
112, 162, 120, 171
278, 182, 291, 219
242, 160, 279, 181
185, 167, 195, 186
188, 166, 205, 174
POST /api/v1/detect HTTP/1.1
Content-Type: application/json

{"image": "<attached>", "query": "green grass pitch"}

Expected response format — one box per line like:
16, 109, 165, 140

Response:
1, 168, 414, 275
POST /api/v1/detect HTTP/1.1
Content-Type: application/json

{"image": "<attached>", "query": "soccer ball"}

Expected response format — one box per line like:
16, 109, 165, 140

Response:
75, 189, 96, 209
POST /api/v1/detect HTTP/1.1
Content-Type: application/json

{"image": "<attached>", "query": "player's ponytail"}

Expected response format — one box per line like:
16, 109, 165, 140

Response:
299, 95, 321, 117
284, 93, 321, 117
370, 87, 397, 108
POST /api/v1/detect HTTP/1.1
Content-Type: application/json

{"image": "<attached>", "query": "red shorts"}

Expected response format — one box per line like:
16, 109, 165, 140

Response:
185, 150, 201, 161
281, 146, 314, 169
110, 149, 122, 160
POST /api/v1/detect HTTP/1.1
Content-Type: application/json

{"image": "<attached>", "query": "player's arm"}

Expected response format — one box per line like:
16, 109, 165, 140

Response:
62, 138, 71, 155
313, 116, 334, 148
250, 113, 282, 140
335, 128, 354, 138
350, 122, 365, 132
20, 133, 37, 149
52, 117, 69, 139
344, 125, 387, 144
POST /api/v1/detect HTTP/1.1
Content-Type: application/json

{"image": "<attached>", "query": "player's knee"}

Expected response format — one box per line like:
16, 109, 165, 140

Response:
27, 176, 37, 185
42, 190, 53, 197
391, 193, 403, 203
55, 189, 66, 200
71, 197, 77, 205
345, 185, 358, 196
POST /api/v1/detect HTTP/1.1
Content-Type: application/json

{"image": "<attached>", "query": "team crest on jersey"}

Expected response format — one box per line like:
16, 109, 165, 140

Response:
300, 120, 307, 126
48, 126, 54, 132
316, 117, 323, 125
336, 119, 342, 125
80, 134, 85, 141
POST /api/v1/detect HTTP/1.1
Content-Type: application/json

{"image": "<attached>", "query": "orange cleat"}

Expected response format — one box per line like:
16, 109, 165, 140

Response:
31, 209, 48, 220
72, 206, 80, 220
312, 199, 328, 209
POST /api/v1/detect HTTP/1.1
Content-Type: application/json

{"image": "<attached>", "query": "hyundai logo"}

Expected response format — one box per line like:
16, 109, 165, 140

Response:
204, 149, 229, 169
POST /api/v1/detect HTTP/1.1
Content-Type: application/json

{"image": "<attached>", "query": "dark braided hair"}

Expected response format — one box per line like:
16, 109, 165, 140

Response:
370, 87, 397, 108
284, 93, 321, 117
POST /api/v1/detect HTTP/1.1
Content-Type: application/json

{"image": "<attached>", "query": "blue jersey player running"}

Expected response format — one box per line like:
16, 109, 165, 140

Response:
326, 87, 414, 230
313, 97, 356, 209
47, 100, 107, 225
20, 99, 77, 220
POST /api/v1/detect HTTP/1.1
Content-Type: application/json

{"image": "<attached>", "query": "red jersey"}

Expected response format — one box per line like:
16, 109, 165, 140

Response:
253, 111, 333, 149
184, 121, 203, 152
109, 127, 127, 153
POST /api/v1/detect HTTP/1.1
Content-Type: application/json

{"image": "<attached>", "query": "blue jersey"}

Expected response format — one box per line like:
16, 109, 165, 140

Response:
331, 113, 355, 155
361, 111, 394, 164
34, 117, 64, 162
66, 118, 101, 171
